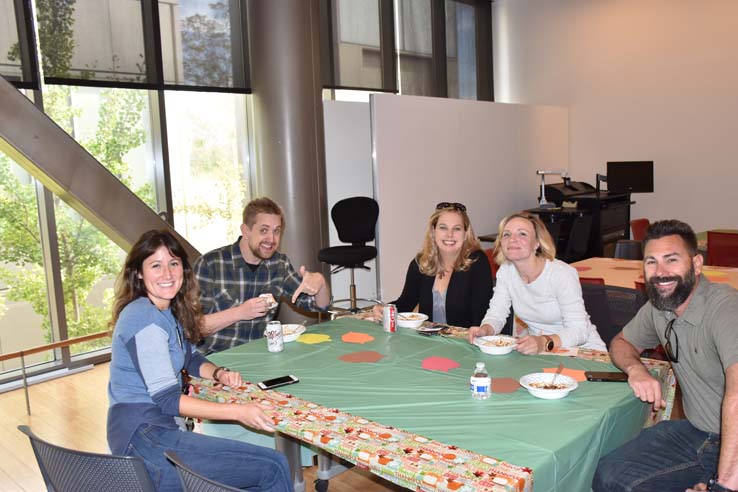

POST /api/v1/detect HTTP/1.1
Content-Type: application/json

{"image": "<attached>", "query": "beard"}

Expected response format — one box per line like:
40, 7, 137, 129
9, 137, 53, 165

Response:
645, 265, 696, 312
249, 242, 276, 260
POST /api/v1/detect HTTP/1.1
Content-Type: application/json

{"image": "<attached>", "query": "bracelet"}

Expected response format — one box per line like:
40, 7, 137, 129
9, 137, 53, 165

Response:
212, 366, 229, 383
709, 478, 737, 492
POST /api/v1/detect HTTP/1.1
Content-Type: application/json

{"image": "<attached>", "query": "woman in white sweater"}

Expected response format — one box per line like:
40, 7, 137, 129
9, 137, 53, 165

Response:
468, 212, 606, 353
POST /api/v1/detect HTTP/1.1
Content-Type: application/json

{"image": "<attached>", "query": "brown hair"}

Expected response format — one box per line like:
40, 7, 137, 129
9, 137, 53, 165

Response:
416, 207, 481, 275
493, 211, 556, 265
110, 230, 203, 343
242, 197, 284, 228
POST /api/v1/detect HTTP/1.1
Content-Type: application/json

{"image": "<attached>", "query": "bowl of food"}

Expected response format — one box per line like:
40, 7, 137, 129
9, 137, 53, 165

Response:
397, 312, 428, 329
280, 324, 306, 343
519, 372, 578, 400
474, 335, 516, 355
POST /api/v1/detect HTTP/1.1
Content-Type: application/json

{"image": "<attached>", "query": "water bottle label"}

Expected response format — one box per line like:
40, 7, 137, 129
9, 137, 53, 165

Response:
470, 376, 491, 395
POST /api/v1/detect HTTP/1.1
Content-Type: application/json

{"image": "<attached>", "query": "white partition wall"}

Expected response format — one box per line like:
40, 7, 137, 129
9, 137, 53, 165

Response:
371, 94, 568, 301
323, 101, 378, 303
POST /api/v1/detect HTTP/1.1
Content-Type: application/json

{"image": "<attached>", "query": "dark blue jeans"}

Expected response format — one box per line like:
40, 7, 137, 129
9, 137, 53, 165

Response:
127, 424, 293, 492
593, 420, 720, 492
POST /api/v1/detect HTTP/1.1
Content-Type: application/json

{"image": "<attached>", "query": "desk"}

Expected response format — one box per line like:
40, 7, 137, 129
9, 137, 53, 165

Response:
571, 257, 738, 290
196, 318, 668, 492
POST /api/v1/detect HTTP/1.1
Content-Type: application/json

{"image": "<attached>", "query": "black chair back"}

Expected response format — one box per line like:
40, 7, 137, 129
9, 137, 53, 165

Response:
581, 283, 647, 348
544, 220, 563, 250
331, 196, 379, 245
18, 425, 156, 492
165, 450, 242, 492
559, 214, 593, 262
614, 239, 643, 260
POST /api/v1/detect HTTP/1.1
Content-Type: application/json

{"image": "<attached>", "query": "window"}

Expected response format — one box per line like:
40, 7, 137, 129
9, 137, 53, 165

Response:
0, 156, 48, 373
38, 0, 148, 83
159, 0, 248, 89
165, 91, 249, 253
0, 0, 23, 82
446, 0, 477, 100
394, 0, 434, 96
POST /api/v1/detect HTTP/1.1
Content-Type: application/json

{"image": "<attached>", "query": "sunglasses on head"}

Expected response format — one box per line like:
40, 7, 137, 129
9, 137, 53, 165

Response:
436, 202, 467, 212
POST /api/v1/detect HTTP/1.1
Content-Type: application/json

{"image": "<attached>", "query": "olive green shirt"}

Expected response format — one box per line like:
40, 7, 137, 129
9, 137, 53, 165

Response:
623, 275, 738, 434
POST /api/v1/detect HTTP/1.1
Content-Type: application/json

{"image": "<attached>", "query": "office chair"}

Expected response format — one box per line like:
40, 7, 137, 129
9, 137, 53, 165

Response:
18, 425, 156, 492
630, 218, 650, 241
707, 231, 738, 267
318, 196, 379, 312
580, 283, 646, 348
165, 451, 242, 492
558, 214, 594, 263
614, 239, 643, 260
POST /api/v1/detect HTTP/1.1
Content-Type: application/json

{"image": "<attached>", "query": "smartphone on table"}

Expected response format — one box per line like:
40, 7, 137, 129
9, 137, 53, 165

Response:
585, 371, 629, 382
257, 374, 299, 390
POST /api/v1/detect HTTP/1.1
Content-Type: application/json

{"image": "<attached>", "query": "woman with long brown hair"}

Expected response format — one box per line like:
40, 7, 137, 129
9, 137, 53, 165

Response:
374, 202, 493, 327
107, 230, 291, 492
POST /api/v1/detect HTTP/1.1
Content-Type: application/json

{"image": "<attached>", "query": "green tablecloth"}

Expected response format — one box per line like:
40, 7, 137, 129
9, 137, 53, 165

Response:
206, 318, 650, 492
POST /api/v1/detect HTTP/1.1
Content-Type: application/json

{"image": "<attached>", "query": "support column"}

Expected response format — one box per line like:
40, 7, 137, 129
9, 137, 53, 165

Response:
248, 0, 330, 321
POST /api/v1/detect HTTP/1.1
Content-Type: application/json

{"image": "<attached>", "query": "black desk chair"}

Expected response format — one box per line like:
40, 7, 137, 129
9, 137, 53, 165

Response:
581, 283, 647, 348
18, 425, 156, 492
318, 196, 379, 313
614, 239, 643, 260
558, 214, 593, 263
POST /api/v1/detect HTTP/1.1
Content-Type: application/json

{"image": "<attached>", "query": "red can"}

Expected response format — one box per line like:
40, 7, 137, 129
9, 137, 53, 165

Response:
383, 304, 397, 333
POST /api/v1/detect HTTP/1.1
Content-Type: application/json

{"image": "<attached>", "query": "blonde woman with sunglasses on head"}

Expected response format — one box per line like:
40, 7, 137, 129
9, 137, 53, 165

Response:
468, 211, 605, 354
373, 202, 493, 328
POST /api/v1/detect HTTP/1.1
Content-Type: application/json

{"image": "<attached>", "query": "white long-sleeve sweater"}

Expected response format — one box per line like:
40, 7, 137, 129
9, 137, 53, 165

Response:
481, 259, 606, 351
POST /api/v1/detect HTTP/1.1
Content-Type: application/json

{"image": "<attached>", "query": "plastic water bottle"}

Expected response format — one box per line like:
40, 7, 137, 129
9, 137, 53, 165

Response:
470, 362, 491, 400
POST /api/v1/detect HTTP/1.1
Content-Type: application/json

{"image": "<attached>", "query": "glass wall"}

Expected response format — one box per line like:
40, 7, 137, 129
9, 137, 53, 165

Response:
0, 0, 23, 81
0, 157, 47, 371
394, 0, 434, 96
446, 0, 478, 100
166, 91, 249, 253
332, 0, 383, 89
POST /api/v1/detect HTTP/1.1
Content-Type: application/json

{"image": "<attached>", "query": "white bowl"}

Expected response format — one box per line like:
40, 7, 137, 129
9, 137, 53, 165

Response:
474, 335, 516, 355
519, 372, 578, 400
397, 312, 428, 329
280, 324, 306, 343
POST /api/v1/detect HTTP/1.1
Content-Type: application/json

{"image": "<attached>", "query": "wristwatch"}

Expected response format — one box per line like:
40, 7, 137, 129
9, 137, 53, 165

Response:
212, 366, 230, 383
709, 478, 737, 492
543, 335, 554, 352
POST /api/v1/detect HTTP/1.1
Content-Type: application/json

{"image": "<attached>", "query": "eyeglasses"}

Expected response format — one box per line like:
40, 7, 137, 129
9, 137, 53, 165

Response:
663, 319, 679, 363
436, 202, 467, 212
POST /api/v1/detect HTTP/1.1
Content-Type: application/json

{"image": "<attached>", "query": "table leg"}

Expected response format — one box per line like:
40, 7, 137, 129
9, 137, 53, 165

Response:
275, 431, 305, 492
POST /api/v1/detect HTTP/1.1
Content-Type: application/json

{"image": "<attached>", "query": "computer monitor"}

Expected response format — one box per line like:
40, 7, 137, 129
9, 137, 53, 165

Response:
606, 161, 654, 193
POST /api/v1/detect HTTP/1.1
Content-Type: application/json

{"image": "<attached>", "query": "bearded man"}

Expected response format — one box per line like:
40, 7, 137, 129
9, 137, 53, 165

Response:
194, 197, 330, 353
593, 220, 738, 492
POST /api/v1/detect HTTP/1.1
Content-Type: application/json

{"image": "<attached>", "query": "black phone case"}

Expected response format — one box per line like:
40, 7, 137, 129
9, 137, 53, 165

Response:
585, 372, 628, 382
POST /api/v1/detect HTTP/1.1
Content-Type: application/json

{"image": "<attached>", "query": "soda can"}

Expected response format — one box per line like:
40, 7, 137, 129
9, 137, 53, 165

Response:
382, 304, 397, 333
265, 321, 284, 352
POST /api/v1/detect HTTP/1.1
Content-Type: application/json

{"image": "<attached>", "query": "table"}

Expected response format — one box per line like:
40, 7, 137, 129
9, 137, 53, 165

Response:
196, 318, 670, 492
571, 257, 738, 290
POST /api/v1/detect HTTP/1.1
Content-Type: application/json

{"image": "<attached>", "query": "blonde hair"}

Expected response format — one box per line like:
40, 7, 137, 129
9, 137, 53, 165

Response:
493, 211, 556, 265
416, 207, 481, 275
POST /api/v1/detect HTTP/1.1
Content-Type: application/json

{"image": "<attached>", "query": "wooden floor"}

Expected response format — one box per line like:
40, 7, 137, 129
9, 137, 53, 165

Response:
0, 363, 403, 492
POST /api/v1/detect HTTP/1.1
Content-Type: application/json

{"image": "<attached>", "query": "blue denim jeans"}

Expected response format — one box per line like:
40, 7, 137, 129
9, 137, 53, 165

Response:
127, 424, 293, 492
593, 420, 719, 492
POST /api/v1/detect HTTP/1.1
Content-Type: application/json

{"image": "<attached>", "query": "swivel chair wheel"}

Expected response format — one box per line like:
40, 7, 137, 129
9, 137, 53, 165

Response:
314, 478, 329, 492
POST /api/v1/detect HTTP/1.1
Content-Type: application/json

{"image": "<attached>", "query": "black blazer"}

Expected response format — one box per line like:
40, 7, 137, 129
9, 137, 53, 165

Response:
392, 250, 493, 328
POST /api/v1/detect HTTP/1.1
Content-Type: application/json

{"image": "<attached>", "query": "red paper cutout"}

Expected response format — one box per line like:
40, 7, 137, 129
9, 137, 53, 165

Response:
339, 351, 385, 363
421, 356, 460, 372
342, 332, 375, 344
491, 378, 520, 393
